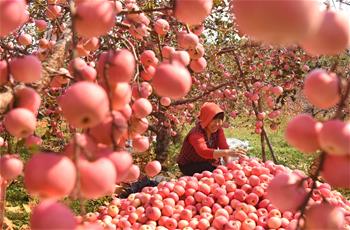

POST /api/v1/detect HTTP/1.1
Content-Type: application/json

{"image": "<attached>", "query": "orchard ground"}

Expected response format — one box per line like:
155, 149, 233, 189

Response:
4, 111, 350, 229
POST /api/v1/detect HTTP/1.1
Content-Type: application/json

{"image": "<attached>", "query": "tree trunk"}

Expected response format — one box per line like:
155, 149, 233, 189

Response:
154, 126, 171, 164
0, 180, 7, 230
262, 128, 278, 164
260, 132, 266, 162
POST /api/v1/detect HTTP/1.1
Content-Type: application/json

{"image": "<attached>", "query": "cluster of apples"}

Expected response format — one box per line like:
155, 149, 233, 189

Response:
0, 0, 60, 54
68, 156, 350, 230
206, 79, 285, 134
242, 82, 284, 134
51, 0, 213, 152
149, 40, 335, 140
231, 0, 350, 56
0, 0, 215, 159
202, 45, 316, 136
1, 145, 162, 230
0, 0, 214, 195
226, 82, 284, 133
285, 68, 350, 189
49, 47, 189, 156
138, 23, 210, 127
1, 56, 42, 145
0, 0, 217, 160
26, 159, 162, 230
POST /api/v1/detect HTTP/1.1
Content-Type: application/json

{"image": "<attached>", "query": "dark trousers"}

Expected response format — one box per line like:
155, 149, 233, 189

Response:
119, 176, 165, 198
178, 162, 216, 176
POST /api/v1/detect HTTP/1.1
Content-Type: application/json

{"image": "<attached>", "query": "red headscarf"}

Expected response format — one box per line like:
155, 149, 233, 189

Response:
198, 102, 224, 128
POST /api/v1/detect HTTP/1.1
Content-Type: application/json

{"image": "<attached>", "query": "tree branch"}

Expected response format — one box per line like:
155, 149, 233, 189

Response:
118, 7, 173, 16
232, 51, 278, 163
0, 87, 13, 115
148, 125, 159, 135
334, 74, 350, 119
262, 128, 277, 162
216, 43, 260, 56
296, 152, 326, 230
170, 79, 236, 106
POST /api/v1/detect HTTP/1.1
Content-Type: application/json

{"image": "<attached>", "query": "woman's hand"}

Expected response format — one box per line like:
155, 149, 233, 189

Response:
213, 148, 247, 159
226, 148, 247, 157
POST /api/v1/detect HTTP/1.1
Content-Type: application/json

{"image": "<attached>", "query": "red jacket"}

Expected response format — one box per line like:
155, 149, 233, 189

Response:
177, 123, 229, 165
